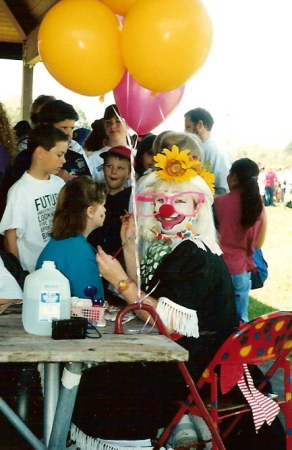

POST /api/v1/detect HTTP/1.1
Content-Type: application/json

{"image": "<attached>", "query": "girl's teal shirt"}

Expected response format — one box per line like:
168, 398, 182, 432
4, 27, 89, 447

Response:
36, 234, 104, 299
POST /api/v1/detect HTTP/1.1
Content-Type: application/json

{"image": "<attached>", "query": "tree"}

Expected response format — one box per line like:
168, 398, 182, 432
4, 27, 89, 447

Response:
74, 106, 91, 129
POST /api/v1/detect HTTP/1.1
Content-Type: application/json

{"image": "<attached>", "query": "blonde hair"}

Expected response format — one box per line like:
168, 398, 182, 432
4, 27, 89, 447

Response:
152, 131, 203, 161
0, 102, 16, 159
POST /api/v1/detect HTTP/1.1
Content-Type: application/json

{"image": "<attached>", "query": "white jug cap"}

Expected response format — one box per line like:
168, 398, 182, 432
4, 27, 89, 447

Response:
42, 261, 56, 269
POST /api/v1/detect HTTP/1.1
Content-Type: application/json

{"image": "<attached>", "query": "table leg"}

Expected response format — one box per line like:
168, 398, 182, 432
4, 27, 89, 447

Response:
16, 363, 39, 423
0, 396, 47, 450
43, 362, 61, 446
48, 362, 83, 450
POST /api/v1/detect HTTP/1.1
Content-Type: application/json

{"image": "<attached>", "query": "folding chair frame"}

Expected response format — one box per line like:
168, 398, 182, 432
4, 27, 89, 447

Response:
115, 303, 225, 450
116, 306, 292, 450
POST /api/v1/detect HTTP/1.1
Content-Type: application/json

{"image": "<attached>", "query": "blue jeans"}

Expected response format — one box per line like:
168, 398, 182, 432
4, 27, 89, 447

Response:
231, 272, 251, 323
265, 187, 275, 206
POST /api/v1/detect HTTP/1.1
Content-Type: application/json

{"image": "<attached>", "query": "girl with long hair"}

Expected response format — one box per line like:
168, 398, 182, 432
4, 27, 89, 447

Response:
214, 158, 267, 323
36, 176, 108, 298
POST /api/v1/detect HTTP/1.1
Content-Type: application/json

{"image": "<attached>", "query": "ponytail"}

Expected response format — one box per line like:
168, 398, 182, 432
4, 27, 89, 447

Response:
230, 158, 263, 228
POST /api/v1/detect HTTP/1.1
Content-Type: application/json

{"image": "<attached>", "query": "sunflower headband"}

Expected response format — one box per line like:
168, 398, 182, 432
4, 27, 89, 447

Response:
152, 145, 215, 195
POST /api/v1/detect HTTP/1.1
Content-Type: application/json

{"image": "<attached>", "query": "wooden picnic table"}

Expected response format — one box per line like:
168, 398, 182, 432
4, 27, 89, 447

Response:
0, 305, 188, 450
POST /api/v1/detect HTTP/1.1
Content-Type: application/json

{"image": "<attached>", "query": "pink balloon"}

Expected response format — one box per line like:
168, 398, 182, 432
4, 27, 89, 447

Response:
113, 71, 185, 134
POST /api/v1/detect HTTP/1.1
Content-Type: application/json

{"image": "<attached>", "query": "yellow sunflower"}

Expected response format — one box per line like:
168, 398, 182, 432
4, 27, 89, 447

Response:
199, 169, 215, 195
154, 145, 197, 182
191, 160, 215, 194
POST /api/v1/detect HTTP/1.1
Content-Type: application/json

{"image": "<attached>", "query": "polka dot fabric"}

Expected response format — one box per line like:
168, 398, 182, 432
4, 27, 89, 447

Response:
141, 241, 172, 291
216, 311, 292, 365
196, 311, 292, 448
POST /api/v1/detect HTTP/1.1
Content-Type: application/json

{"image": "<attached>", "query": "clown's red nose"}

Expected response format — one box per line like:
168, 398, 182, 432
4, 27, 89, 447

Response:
159, 204, 175, 216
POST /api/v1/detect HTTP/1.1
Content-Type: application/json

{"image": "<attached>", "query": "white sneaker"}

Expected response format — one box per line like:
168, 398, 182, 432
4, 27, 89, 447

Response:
189, 415, 212, 450
167, 414, 198, 449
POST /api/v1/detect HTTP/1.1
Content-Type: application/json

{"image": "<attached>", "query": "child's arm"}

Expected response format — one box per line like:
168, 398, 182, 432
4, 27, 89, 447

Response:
58, 169, 73, 182
4, 229, 20, 261
120, 214, 139, 283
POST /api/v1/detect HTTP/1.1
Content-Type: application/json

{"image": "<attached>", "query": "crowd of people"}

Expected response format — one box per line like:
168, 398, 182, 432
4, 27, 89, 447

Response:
0, 98, 286, 449
258, 165, 292, 206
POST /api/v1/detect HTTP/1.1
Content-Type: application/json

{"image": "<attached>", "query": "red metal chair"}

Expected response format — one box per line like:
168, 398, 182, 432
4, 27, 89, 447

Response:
193, 310, 292, 450
116, 306, 292, 450
115, 303, 226, 450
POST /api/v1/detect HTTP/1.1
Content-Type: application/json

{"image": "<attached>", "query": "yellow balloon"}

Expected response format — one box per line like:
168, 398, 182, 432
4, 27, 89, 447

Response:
121, 0, 213, 92
102, 0, 138, 16
38, 0, 125, 96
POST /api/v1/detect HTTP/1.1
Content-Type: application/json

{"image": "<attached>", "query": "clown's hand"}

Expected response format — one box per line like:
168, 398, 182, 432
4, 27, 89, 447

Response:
96, 246, 127, 285
120, 213, 135, 246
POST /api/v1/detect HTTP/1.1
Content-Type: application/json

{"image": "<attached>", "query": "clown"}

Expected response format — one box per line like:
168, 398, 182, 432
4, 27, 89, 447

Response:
123, 145, 238, 342
70, 146, 240, 450
70, 147, 283, 450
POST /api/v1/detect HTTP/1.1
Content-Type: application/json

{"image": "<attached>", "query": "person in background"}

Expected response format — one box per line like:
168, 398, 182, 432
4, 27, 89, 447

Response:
11, 95, 56, 155
257, 166, 266, 204
87, 146, 131, 268
0, 255, 23, 311
88, 104, 131, 182
30, 94, 56, 127
0, 97, 57, 205
264, 167, 278, 206
36, 177, 107, 299
135, 134, 156, 179
73, 127, 91, 148
84, 119, 108, 155
0, 103, 17, 238
152, 130, 203, 161
184, 107, 232, 195
214, 158, 267, 323
39, 100, 91, 180
283, 165, 292, 204
275, 167, 285, 203
0, 124, 68, 272
0, 102, 16, 186
13, 120, 32, 153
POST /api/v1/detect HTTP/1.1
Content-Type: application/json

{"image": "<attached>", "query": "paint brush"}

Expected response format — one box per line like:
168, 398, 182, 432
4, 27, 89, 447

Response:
111, 237, 131, 259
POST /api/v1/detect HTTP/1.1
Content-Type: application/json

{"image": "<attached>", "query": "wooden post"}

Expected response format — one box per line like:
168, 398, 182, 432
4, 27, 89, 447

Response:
21, 42, 34, 121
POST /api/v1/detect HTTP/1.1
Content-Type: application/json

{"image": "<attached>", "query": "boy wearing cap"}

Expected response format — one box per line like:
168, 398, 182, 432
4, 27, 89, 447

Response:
87, 146, 131, 265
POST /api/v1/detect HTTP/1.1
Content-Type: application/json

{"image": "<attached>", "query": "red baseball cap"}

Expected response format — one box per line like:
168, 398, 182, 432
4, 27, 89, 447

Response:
101, 145, 131, 160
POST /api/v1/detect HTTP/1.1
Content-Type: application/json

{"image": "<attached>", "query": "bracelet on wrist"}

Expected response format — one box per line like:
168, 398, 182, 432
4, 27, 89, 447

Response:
117, 278, 133, 295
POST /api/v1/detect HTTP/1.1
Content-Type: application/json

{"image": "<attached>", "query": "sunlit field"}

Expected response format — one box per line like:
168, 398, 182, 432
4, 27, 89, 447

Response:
249, 203, 291, 316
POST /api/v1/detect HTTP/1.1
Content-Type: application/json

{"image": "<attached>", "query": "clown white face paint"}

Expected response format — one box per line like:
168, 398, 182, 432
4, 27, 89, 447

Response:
153, 187, 198, 235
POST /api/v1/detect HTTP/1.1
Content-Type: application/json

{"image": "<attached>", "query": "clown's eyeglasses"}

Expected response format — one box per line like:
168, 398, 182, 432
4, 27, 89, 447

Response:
135, 191, 205, 218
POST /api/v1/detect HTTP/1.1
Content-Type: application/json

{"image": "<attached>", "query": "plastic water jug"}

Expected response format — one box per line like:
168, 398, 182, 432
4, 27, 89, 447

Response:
22, 261, 71, 336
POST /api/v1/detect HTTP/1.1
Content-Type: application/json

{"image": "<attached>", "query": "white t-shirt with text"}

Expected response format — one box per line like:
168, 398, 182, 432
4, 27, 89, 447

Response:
0, 172, 64, 272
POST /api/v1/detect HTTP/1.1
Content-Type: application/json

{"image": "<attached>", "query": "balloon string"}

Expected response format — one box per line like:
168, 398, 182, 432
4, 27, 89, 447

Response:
125, 71, 131, 122
112, 104, 157, 333
154, 94, 166, 123
112, 105, 141, 299
124, 281, 160, 334
136, 92, 165, 131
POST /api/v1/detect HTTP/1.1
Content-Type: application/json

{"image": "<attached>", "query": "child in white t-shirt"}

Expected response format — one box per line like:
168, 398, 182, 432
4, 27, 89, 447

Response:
0, 124, 69, 272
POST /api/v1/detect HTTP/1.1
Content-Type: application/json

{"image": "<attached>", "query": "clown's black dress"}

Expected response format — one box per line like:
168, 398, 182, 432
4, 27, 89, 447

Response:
72, 240, 285, 449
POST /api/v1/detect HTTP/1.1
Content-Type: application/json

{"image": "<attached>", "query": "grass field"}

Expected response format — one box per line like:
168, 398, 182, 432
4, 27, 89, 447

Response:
248, 203, 292, 319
